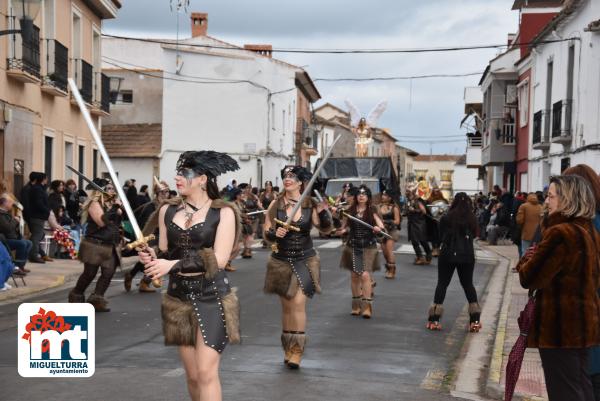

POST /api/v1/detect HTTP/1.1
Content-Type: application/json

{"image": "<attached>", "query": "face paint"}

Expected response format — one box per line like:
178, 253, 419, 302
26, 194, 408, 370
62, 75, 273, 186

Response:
283, 172, 300, 182
176, 168, 198, 180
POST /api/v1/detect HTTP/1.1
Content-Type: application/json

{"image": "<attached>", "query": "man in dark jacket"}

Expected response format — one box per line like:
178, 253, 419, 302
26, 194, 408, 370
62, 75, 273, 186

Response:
0, 194, 32, 274
20, 171, 40, 224
27, 173, 51, 263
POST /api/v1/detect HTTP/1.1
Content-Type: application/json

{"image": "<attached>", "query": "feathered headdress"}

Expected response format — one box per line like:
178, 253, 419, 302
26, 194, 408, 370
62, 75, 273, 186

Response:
280, 165, 312, 182
176, 151, 240, 178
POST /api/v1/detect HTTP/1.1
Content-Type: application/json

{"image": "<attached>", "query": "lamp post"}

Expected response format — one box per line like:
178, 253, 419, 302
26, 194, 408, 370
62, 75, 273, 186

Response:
1, 0, 42, 38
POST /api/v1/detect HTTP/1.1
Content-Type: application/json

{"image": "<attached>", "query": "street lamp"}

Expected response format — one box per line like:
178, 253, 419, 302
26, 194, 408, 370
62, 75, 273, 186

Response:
1, 0, 42, 38
108, 76, 124, 104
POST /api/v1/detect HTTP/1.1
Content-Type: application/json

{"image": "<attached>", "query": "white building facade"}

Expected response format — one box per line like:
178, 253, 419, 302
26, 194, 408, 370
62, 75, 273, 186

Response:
103, 13, 319, 189
528, 0, 600, 190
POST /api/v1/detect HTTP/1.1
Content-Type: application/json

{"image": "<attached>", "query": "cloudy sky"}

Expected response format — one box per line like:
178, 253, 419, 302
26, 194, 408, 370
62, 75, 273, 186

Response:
104, 0, 519, 155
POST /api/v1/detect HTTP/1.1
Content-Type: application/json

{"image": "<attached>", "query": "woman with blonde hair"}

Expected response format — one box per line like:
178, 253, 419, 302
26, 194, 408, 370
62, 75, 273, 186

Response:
516, 175, 600, 401
69, 179, 122, 312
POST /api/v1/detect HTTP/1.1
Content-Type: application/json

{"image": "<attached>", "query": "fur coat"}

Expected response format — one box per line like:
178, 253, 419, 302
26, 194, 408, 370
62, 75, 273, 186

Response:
516, 213, 600, 348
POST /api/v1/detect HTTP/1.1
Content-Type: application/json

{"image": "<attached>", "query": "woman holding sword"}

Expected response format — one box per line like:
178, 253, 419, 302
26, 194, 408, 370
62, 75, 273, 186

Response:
337, 185, 386, 319
263, 165, 332, 369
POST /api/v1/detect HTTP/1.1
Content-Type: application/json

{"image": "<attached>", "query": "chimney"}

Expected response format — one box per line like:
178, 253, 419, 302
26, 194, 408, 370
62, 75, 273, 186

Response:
191, 12, 208, 37
244, 44, 273, 58
507, 33, 516, 47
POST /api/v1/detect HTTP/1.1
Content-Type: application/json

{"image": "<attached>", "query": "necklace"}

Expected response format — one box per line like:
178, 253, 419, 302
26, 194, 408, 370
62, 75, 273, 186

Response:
183, 199, 210, 228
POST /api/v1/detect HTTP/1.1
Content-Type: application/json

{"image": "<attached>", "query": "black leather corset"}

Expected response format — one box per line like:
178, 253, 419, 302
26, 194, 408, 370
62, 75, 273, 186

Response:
348, 214, 377, 248
165, 205, 220, 260
273, 206, 315, 259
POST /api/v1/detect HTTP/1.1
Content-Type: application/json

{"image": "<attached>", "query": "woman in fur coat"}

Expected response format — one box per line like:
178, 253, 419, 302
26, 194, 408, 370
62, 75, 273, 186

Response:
516, 175, 600, 401
263, 165, 332, 369
68, 179, 122, 312
139, 151, 241, 401
338, 185, 385, 319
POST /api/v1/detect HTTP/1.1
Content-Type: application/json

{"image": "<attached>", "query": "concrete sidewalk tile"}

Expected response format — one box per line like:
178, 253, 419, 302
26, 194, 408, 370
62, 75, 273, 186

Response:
481, 243, 548, 401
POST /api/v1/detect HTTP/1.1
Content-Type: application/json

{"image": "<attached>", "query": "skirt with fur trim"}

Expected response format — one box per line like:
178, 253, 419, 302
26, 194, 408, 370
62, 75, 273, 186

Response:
264, 254, 321, 299
340, 245, 381, 274
161, 271, 240, 352
78, 238, 120, 269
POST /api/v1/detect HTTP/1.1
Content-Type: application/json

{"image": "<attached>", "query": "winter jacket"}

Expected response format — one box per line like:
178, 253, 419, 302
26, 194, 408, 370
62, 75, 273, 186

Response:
517, 213, 600, 348
516, 194, 543, 241
0, 209, 21, 239
27, 184, 50, 220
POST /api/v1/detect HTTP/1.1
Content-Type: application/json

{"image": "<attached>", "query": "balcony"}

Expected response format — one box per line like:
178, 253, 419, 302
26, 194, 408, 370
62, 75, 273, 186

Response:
551, 99, 573, 145
532, 110, 550, 150
6, 20, 41, 83
41, 39, 68, 96
466, 136, 482, 167
501, 123, 515, 145
91, 73, 111, 116
71, 59, 94, 105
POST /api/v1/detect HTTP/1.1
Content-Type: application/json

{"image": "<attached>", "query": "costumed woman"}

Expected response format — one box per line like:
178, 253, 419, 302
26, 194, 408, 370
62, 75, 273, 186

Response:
378, 189, 401, 279
426, 193, 481, 332
406, 189, 432, 265
138, 151, 241, 401
124, 180, 171, 293
69, 179, 122, 312
263, 165, 332, 369
338, 185, 384, 318
426, 188, 449, 257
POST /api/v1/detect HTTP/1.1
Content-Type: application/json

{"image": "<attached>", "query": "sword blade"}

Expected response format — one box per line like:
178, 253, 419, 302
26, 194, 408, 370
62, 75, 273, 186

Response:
67, 165, 107, 194
342, 211, 393, 239
68, 78, 143, 241
284, 134, 342, 225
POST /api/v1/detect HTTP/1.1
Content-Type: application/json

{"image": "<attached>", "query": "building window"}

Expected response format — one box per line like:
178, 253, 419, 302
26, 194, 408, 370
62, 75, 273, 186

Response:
44, 0, 55, 39
517, 79, 529, 127
44, 136, 53, 179
119, 90, 133, 104
78, 145, 85, 189
93, 149, 98, 178
64, 141, 73, 178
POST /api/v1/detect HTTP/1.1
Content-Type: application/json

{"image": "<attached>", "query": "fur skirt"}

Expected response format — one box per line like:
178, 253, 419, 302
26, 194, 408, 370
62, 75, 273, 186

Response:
161, 289, 240, 349
264, 254, 321, 299
340, 245, 381, 273
78, 238, 121, 269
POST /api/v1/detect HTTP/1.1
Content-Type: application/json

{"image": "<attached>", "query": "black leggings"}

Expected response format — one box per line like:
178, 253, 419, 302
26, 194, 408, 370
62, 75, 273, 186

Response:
433, 258, 478, 304
130, 261, 151, 284
73, 263, 116, 296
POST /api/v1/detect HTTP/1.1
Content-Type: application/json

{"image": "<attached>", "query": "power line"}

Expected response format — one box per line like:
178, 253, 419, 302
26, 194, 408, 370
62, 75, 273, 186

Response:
102, 33, 578, 54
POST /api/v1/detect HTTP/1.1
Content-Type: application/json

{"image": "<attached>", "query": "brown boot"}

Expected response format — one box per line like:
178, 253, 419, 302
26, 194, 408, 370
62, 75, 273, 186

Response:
361, 298, 373, 319
384, 263, 396, 279
414, 256, 427, 265
124, 272, 132, 292
87, 293, 110, 312
68, 290, 85, 303
432, 247, 440, 257
139, 280, 156, 293
286, 332, 306, 369
426, 304, 443, 331
242, 248, 252, 259
351, 296, 362, 316
281, 331, 292, 364
224, 261, 236, 272
152, 278, 162, 288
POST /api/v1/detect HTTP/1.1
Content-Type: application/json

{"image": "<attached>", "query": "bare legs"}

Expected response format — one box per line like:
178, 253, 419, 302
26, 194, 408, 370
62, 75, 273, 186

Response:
280, 290, 307, 332
178, 333, 222, 401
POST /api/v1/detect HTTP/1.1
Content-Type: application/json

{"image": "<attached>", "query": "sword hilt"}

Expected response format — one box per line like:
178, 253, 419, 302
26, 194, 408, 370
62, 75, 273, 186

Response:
273, 218, 301, 232
126, 234, 156, 251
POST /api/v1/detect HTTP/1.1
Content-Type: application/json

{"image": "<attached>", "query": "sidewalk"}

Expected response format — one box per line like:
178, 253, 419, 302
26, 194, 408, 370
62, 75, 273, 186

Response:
482, 243, 548, 401
0, 256, 138, 304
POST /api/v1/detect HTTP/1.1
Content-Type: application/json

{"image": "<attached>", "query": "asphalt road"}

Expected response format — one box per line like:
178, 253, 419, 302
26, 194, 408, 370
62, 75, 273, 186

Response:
0, 239, 495, 401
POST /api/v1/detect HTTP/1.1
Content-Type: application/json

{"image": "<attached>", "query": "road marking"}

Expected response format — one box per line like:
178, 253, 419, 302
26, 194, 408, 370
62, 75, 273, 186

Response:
162, 368, 185, 377
395, 244, 414, 254
251, 242, 264, 249
317, 241, 343, 249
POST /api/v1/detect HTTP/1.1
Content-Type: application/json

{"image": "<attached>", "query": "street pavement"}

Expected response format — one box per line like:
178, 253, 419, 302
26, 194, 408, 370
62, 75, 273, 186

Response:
0, 238, 497, 401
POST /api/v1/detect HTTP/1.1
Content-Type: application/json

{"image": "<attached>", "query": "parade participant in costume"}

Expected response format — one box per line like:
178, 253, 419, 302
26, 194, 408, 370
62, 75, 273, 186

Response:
259, 181, 277, 248
338, 185, 384, 318
69, 179, 122, 312
406, 189, 432, 265
138, 151, 241, 401
426, 193, 481, 332
263, 165, 332, 369
124, 180, 171, 293
231, 186, 254, 260
378, 189, 401, 279
239, 183, 261, 258
426, 188, 449, 257
224, 187, 244, 272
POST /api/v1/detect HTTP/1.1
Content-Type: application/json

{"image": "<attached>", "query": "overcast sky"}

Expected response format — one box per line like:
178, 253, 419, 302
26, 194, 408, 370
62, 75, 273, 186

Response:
104, 0, 518, 155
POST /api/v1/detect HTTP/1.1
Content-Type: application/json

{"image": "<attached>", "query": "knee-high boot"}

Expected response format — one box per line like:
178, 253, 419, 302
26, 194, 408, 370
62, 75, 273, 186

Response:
286, 332, 306, 369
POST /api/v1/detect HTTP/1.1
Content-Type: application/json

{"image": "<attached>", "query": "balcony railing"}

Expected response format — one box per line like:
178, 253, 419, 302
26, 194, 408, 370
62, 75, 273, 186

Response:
42, 39, 68, 93
502, 123, 515, 144
6, 18, 41, 80
551, 99, 573, 145
532, 110, 550, 150
73, 59, 94, 104
101, 73, 110, 113
467, 136, 482, 147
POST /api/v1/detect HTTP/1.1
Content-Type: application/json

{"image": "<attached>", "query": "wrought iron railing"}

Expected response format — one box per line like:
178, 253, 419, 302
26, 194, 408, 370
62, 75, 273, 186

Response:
101, 73, 110, 113
532, 110, 543, 144
552, 100, 562, 138
502, 123, 515, 144
6, 18, 41, 78
73, 59, 94, 103
43, 39, 68, 92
